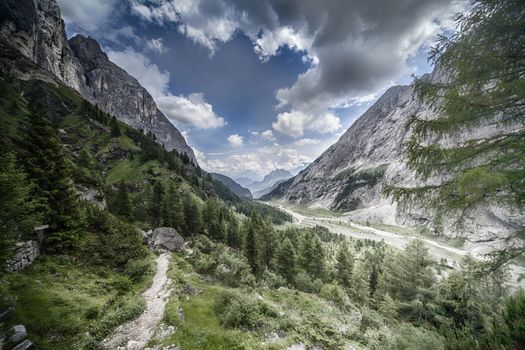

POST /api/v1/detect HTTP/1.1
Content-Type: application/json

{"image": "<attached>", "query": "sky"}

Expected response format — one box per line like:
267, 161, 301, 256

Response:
58, 0, 466, 181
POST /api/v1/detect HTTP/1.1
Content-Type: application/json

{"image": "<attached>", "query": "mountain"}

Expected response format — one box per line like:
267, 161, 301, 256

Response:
266, 70, 525, 254
0, 0, 195, 162
234, 176, 255, 188
246, 169, 292, 198
252, 178, 288, 199
211, 173, 253, 199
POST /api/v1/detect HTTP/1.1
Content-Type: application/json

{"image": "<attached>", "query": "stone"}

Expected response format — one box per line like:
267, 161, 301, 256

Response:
12, 340, 37, 350
9, 324, 27, 343
148, 228, 185, 252
0, 306, 12, 321
5, 241, 39, 272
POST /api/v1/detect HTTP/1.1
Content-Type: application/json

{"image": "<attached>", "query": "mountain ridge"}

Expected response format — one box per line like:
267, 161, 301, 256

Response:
0, 0, 196, 162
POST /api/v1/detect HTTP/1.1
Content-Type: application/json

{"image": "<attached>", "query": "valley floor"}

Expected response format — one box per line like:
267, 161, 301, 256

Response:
270, 202, 525, 289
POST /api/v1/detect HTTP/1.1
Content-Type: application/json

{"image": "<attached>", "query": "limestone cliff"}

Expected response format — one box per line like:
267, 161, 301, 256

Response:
0, 0, 195, 161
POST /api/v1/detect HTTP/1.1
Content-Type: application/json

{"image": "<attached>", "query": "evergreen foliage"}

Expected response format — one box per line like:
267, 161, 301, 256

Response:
384, 0, 525, 267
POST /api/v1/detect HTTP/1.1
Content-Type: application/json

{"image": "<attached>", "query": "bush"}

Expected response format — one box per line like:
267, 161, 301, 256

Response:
213, 249, 255, 287
295, 271, 323, 293
214, 290, 259, 329
124, 257, 154, 283
319, 284, 351, 309
213, 290, 277, 330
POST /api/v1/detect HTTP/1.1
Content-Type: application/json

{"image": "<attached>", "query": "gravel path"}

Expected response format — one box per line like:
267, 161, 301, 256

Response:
103, 253, 172, 350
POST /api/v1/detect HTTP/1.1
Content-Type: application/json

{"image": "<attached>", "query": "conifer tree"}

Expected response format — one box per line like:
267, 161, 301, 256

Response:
335, 240, 354, 288
0, 151, 40, 260
149, 181, 164, 226
275, 238, 296, 285
243, 220, 260, 275
184, 193, 203, 236
384, 0, 525, 269
114, 181, 133, 221
110, 117, 121, 137
17, 108, 81, 249
161, 183, 186, 233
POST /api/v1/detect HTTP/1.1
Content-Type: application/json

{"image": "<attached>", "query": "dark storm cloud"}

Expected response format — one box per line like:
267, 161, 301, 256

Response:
130, 0, 463, 136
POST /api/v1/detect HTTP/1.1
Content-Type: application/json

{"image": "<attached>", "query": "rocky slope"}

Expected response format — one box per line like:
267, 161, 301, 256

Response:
267, 70, 525, 254
211, 173, 253, 199
0, 0, 195, 161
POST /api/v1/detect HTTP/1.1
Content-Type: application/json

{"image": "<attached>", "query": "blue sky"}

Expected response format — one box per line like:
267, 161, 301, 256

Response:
58, 0, 465, 180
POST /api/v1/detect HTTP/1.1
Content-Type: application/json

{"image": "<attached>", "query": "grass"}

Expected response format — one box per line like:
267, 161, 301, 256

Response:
0, 253, 155, 350
105, 159, 160, 184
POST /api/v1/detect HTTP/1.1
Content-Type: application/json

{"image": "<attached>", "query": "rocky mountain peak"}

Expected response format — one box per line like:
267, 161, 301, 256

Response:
0, 0, 196, 162
68, 34, 109, 68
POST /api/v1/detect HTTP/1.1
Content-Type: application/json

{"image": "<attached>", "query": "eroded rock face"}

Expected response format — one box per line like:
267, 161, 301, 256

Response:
5, 241, 39, 272
143, 228, 185, 252
269, 70, 525, 251
0, 0, 196, 162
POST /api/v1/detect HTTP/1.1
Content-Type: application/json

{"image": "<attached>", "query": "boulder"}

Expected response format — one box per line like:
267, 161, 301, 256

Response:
5, 241, 39, 272
12, 339, 37, 350
9, 324, 27, 343
147, 227, 185, 252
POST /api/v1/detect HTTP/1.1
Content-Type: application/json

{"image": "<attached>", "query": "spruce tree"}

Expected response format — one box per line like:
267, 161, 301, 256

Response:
275, 238, 296, 285
114, 181, 133, 221
184, 193, 203, 236
335, 240, 354, 288
243, 221, 260, 275
110, 117, 121, 137
149, 181, 164, 226
384, 0, 525, 269
17, 108, 81, 249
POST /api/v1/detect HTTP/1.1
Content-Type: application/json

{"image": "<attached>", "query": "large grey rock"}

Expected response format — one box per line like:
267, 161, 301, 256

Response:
12, 339, 37, 350
147, 228, 185, 252
9, 324, 27, 343
0, 0, 196, 162
5, 241, 39, 272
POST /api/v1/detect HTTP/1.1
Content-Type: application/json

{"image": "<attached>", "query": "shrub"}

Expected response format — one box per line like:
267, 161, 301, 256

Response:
319, 284, 351, 309
124, 257, 154, 283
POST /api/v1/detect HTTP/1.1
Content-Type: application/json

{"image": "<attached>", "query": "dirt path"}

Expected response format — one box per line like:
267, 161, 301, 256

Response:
103, 253, 172, 350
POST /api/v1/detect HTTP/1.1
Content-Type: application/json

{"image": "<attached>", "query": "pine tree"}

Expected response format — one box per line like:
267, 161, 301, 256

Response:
149, 181, 164, 226
384, 0, 525, 269
275, 238, 296, 285
243, 221, 260, 275
114, 181, 133, 221
184, 193, 203, 236
110, 117, 121, 137
335, 240, 354, 288
17, 108, 81, 249
161, 183, 186, 233
226, 217, 242, 249
350, 263, 370, 305
0, 151, 41, 260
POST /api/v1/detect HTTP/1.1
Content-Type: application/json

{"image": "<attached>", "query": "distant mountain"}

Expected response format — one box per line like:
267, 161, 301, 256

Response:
0, 0, 196, 162
211, 173, 253, 199
247, 169, 292, 198
235, 177, 255, 188
252, 178, 288, 199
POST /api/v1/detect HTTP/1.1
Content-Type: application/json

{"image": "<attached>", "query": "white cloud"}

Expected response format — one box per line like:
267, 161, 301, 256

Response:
273, 111, 341, 137
227, 134, 244, 147
157, 94, 225, 129
261, 130, 276, 141
58, 0, 118, 31
147, 38, 165, 54
196, 143, 312, 178
129, 0, 465, 137
294, 138, 320, 146
107, 48, 225, 129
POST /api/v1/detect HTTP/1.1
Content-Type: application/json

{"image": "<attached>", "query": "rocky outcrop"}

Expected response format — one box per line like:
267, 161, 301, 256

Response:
5, 241, 39, 272
142, 228, 185, 252
0, 0, 195, 162
267, 70, 525, 252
